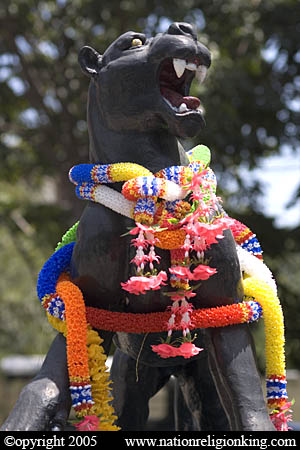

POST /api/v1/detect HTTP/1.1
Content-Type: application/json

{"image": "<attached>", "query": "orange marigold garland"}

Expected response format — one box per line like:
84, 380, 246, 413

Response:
56, 277, 91, 414
56, 277, 88, 380
85, 301, 260, 333
42, 268, 119, 431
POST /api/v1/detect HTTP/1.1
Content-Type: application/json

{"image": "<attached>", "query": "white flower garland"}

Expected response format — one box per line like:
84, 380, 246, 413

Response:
93, 185, 135, 218
236, 245, 277, 294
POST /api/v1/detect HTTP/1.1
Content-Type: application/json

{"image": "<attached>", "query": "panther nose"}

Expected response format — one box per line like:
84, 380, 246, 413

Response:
167, 22, 211, 67
167, 22, 197, 40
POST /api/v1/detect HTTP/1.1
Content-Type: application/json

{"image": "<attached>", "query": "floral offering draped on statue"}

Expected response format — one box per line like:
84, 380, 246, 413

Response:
36, 145, 292, 431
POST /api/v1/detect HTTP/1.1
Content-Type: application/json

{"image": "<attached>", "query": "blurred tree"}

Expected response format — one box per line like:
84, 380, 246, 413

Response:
0, 0, 299, 367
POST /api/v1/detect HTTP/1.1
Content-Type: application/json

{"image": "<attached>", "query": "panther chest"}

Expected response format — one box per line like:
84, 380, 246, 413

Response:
72, 203, 243, 314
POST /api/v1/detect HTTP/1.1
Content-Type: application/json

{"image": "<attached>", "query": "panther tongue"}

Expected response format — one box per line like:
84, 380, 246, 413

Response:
182, 96, 201, 109
161, 87, 200, 110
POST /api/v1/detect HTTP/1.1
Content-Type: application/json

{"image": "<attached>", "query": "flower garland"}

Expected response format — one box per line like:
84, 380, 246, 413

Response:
45, 276, 119, 431
236, 245, 277, 294
37, 144, 291, 430
55, 221, 79, 252
230, 219, 263, 260
85, 300, 262, 332
243, 277, 292, 431
243, 279, 286, 402
37, 245, 119, 431
69, 146, 229, 357
66, 145, 279, 364
38, 239, 290, 430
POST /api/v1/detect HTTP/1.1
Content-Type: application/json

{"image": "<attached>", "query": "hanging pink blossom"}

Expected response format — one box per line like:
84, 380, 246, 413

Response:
75, 415, 99, 431
123, 168, 234, 361
184, 290, 196, 299
167, 313, 176, 331
121, 271, 167, 295
190, 264, 217, 281
180, 316, 192, 330
152, 342, 203, 359
193, 236, 207, 252
129, 223, 153, 235
130, 228, 150, 249
148, 247, 161, 265
169, 266, 193, 280
130, 253, 149, 266
170, 294, 186, 303
121, 276, 152, 295
270, 401, 293, 431
178, 302, 193, 315
192, 221, 226, 246
182, 234, 193, 252
215, 216, 236, 229
149, 271, 168, 290
178, 342, 203, 359
151, 343, 179, 358
131, 236, 148, 249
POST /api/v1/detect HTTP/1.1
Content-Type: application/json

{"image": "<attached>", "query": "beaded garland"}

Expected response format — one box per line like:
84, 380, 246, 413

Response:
38, 144, 291, 430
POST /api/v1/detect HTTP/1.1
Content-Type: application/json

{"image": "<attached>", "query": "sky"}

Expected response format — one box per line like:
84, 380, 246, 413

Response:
244, 146, 300, 229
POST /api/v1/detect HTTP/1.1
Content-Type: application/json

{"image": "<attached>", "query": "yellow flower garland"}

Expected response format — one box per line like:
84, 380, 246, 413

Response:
107, 162, 152, 181
86, 327, 119, 430
243, 276, 286, 410
243, 277, 285, 379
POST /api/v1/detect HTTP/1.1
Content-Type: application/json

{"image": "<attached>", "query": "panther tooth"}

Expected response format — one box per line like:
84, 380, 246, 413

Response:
173, 58, 186, 78
179, 103, 188, 113
196, 65, 207, 84
186, 62, 197, 71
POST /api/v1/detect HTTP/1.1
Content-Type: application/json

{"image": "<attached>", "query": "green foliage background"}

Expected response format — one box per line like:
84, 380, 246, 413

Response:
0, 0, 299, 370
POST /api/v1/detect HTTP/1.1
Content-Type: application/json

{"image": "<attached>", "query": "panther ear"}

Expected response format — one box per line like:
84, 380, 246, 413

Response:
78, 46, 103, 77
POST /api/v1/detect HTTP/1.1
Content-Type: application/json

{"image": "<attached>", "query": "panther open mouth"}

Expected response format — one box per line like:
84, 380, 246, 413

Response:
159, 58, 207, 114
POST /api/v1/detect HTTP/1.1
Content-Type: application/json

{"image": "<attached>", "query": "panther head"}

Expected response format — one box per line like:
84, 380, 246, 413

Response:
79, 22, 211, 139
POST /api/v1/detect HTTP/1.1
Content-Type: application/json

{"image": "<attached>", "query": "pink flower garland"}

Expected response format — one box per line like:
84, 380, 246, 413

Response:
121, 224, 168, 295
120, 169, 234, 360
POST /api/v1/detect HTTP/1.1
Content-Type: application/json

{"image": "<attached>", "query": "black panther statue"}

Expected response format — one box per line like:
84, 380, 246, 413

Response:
1, 22, 274, 431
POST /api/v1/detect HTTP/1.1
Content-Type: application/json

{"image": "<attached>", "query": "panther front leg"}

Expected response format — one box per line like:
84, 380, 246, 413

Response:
1, 329, 115, 431
196, 230, 275, 431
111, 348, 173, 430
206, 325, 274, 431
1, 334, 72, 431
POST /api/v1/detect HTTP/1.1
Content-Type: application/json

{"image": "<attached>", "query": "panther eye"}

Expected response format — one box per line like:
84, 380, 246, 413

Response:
131, 38, 143, 47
